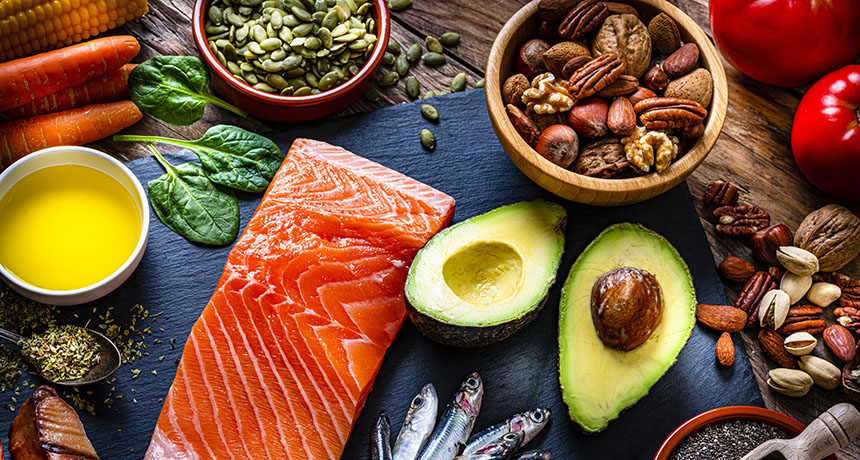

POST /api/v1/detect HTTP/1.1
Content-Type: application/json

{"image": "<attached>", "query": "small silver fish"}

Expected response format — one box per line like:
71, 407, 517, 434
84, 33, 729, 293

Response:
462, 408, 550, 455
372, 411, 392, 460
415, 373, 483, 460
454, 431, 522, 460
512, 450, 552, 460
393, 383, 438, 460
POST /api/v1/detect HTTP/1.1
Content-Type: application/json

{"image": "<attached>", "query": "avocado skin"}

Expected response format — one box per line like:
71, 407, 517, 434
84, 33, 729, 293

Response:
405, 295, 548, 348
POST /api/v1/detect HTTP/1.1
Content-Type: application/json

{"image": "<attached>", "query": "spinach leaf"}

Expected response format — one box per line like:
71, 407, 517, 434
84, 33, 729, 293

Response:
146, 144, 240, 246
115, 125, 283, 192
129, 56, 247, 126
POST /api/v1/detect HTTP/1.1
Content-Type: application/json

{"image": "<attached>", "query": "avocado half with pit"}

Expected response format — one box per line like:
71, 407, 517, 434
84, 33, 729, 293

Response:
405, 200, 566, 347
559, 223, 696, 433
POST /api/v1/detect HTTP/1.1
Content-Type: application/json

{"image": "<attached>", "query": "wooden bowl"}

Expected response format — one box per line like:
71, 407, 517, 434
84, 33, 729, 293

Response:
652, 405, 839, 460
192, 0, 389, 123
485, 0, 728, 205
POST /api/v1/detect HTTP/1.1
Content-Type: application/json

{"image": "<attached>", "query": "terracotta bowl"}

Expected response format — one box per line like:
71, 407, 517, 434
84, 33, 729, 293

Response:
653, 405, 839, 460
192, 0, 389, 122
485, 0, 728, 205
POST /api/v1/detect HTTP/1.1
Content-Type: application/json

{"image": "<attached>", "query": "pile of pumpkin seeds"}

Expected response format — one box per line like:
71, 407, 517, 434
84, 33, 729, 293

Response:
205, 0, 379, 95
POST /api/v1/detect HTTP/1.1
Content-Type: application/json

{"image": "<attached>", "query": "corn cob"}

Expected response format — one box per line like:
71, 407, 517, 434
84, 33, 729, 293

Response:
0, 0, 148, 62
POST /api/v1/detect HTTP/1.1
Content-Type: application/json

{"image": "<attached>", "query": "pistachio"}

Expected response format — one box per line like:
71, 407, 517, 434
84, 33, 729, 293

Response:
767, 368, 813, 397
439, 32, 460, 46
422, 52, 446, 66
450, 72, 466, 92
777, 246, 820, 276
421, 103, 439, 121
405, 76, 419, 99
420, 128, 436, 150
807, 282, 841, 308
798, 355, 841, 390
780, 272, 813, 305
759, 289, 790, 329
784, 332, 817, 356
406, 43, 422, 62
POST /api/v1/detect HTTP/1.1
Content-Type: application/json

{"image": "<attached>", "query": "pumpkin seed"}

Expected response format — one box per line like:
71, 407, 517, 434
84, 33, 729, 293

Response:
271, 10, 283, 27
450, 72, 466, 92
291, 5, 312, 21
293, 86, 313, 96
322, 9, 339, 28
395, 54, 409, 76
284, 67, 306, 78
386, 40, 400, 55
223, 43, 240, 61
271, 48, 288, 60
226, 60, 242, 76
421, 104, 439, 121
363, 87, 380, 101
356, 3, 370, 15
240, 61, 255, 72
423, 90, 436, 99
381, 52, 395, 66
334, 32, 360, 42
238, 5, 253, 15
236, 24, 250, 41
318, 27, 333, 47
253, 81, 277, 92
474, 77, 485, 88
280, 86, 295, 95
348, 39, 369, 50
225, 9, 246, 26
439, 32, 460, 46
378, 71, 399, 87
406, 43, 421, 62
205, 24, 229, 34
388, 0, 411, 11
209, 5, 224, 24
262, 59, 284, 71
425, 36, 443, 53
318, 71, 339, 91
304, 36, 322, 49
422, 52, 445, 65
266, 73, 290, 89
260, 37, 282, 50
243, 71, 260, 84
314, 0, 327, 11
405, 76, 419, 99
420, 129, 436, 150
283, 13, 300, 26
331, 22, 349, 36
248, 41, 266, 54
293, 22, 314, 36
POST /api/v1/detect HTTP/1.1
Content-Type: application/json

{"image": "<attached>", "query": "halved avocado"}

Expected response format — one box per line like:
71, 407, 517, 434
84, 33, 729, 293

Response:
405, 200, 566, 347
559, 223, 696, 432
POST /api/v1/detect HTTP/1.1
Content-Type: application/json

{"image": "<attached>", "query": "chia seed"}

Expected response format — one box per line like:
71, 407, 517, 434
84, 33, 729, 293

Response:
669, 420, 790, 460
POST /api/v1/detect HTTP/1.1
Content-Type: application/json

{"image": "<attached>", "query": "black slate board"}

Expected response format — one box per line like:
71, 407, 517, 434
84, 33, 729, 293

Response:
0, 89, 761, 459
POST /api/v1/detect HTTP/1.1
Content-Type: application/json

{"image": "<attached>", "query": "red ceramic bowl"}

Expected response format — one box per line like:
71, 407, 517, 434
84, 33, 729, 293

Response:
653, 406, 839, 460
192, 0, 389, 122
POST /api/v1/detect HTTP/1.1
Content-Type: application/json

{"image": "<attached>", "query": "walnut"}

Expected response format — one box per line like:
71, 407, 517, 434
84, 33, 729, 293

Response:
621, 126, 679, 173
521, 72, 574, 114
592, 14, 652, 78
795, 204, 860, 272
570, 137, 637, 178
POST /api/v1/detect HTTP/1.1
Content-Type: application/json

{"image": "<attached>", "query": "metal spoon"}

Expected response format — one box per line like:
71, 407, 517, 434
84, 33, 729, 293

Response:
0, 326, 121, 387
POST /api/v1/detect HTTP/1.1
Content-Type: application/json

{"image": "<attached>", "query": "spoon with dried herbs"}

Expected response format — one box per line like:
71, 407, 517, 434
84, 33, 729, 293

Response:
0, 324, 121, 387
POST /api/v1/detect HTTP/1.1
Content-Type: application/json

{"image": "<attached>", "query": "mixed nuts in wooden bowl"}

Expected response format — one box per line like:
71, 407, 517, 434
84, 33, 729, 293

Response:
485, 0, 727, 205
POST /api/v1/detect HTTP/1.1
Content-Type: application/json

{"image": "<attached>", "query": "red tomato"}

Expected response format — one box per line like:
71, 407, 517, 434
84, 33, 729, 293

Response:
709, 0, 860, 87
791, 65, 860, 201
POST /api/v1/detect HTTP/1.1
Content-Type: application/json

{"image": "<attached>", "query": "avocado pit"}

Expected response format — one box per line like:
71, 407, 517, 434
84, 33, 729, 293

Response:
590, 267, 664, 351
442, 241, 524, 306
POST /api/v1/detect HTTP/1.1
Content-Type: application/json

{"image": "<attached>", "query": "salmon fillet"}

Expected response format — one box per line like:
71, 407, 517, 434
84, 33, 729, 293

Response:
144, 139, 455, 460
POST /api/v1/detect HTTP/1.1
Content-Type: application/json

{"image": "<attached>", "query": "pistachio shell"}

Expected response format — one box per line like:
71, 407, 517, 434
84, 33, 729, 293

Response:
798, 355, 841, 390
780, 272, 813, 305
808, 282, 842, 308
759, 289, 790, 329
767, 368, 813, 397
777, 246, 819, 276
784, 332, 817, 356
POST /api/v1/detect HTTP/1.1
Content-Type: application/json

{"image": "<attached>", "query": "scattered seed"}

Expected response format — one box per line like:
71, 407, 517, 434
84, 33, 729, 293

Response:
395, 54, 410, 76
378, 71, 399, 87
405, 76, 419, 99
386, 40, 400, 54
450, 72, 466, 92
363, 87, 381, 101
474, 77, 485, 88
421, 52, 445, 65
406, 43, 422, 62
423, 90, 436, 99
425, 36, 443, 53
420, 128, 436, 151
388, 0, 412, 11
420, 104, 439, 121
382, 52, 395, 66
439, 32, 460, 46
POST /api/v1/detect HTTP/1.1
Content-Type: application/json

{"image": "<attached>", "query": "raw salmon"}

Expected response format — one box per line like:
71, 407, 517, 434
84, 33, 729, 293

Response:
144, 139, 454, 460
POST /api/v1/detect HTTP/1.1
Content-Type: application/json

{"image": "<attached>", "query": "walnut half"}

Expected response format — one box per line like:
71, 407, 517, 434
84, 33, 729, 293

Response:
621, 126, 679, 173
521, 73, 574, 114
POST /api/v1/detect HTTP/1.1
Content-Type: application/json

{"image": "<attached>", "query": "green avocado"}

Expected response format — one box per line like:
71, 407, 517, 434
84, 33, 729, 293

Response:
559, 223, 696, 432
405, 200, 566, 347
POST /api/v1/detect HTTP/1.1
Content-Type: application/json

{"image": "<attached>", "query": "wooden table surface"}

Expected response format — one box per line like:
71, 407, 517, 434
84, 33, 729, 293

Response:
104, 0, 860, 456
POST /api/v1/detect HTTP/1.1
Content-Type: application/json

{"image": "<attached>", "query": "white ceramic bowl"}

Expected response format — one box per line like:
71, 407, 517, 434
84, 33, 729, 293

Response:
0, 146, 150, 305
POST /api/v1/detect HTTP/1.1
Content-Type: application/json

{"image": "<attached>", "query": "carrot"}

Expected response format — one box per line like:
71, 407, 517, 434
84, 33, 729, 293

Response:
0, 101, 143, 169
0, 64, 138, 121
0, 36, 140, 113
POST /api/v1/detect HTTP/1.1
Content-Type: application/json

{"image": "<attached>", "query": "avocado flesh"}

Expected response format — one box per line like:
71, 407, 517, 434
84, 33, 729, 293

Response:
405, 200, 565, 346
559, 223, 696, 433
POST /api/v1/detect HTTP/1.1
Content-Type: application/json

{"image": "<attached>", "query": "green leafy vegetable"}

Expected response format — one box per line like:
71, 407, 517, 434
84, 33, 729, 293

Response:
129, 56, 247, 125
115, 125, 282, 192
145, 144, 239, 246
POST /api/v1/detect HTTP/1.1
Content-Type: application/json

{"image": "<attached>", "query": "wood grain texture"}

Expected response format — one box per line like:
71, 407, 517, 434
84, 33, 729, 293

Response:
88, 0, 860, 456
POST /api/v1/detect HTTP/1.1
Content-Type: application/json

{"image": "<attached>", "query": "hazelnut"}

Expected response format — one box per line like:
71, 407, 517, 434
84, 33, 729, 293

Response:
566, 97, 609, 138
591, 267, 664, 350
535, 124, 580, 168
503, 73, 530, 107
643, 65, 669, 92
516, 39, 551, 78
751, 224, 793, 266
538, 20, 561, 42
627, 86, 657, 105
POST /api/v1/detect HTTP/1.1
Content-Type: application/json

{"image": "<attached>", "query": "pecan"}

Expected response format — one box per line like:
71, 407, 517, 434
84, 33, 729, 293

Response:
759, 328, 797, 368
736, 271, 777, 326
568, 53, 625, 102
603, 1, 639, 16
835, 306, 860, 320
842, 285, 860, 309
714, 205, 771, 237
777, 319, 827, 337
634, 97, 708, 130
506, 104, 539, 145
702, 180, 740, 206
679, 123, 705, 138
782, 316, 820, 325
769, 266, 785, 281
596, 75, 639, 97
558, 0, 609, 40
787, 304, 824, 318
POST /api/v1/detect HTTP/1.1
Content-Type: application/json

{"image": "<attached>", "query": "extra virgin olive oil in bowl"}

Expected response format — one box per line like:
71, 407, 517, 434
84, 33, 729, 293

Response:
0, 146, 149, 305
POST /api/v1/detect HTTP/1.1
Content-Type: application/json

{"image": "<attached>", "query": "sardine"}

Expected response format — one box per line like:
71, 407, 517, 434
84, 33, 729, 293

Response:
462, 408, 550, 455
454, 431, 522, 460
512, 450, 552, 460
393, 383, 438, 460
415, 372, 483, 460
372, 411, 392, 460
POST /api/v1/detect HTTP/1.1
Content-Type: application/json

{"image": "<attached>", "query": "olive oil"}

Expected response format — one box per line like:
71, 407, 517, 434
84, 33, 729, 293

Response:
0, 164, 141, 290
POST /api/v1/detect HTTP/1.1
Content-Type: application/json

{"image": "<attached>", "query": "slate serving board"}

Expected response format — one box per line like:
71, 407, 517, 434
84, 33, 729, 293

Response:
0, 89, 761, 459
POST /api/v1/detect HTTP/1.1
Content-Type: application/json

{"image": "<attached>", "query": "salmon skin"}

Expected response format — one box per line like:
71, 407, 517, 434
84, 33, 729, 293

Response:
144, 139, 455, 460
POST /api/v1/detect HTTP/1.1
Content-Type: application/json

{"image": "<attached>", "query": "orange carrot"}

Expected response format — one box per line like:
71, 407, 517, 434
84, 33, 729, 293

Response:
0, 64, 138, 121
0, 101, 143, 169
0, 36, 140, 113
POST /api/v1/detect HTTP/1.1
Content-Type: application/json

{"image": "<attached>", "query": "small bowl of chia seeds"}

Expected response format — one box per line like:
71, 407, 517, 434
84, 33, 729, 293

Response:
653, 406, 840, 460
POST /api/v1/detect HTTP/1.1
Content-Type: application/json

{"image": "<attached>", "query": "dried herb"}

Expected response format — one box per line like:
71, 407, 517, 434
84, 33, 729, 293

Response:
0, 346, 25, 391
0, 288, 56, 335
20, 325, 101, 382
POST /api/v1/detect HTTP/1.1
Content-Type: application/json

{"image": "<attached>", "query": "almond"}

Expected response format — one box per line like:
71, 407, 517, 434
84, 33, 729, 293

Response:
716, 332, 734, 366
718, 256, 754, 284
665, 68, 714, 108
823, 324, 856, 362
543, 41, 591, 77
759, 328, 797, 369
607, 97, 636, 136
696, 304, 747, 333
647, 12, 681, 54
663, 43, 699, 78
